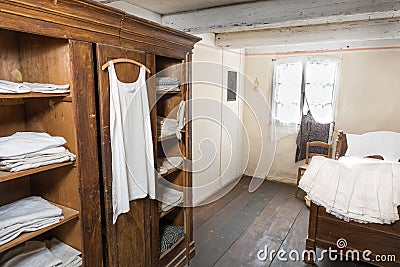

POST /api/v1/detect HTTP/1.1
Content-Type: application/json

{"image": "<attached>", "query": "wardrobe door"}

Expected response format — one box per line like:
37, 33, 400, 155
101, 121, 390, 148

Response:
96, 44, 155, 267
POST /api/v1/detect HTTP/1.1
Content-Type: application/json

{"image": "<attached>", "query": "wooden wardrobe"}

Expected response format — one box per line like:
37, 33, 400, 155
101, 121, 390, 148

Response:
0, 1, 200, 266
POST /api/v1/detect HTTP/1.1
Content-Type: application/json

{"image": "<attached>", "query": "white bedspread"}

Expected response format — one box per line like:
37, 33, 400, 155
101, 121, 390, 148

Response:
299, 156, 400, 224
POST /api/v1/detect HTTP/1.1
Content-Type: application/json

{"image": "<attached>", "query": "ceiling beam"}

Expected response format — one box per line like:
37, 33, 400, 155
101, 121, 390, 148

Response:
162, 0, 400, 34
215, 17, 400, 52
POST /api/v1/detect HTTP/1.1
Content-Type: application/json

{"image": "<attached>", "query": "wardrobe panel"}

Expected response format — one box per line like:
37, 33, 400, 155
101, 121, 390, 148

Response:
0, 29, 21, 82
0, 105, 26, 136
69, 40, 103, 266
0, 177, 31, 206
18, 34, 71, 85
96, 43, 149, 267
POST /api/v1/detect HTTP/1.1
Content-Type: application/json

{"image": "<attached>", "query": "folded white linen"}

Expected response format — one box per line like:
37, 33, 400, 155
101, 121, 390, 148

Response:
0, 132, 66, 159
46, 238, 81, 267
4, 147, 67, 160
0, 217, 63, 246
176, 101, 186, 140
157, 157, 183, 175
22, 82, 70, 93
157, 117, 179, 137
0, 80, 31, 94
0, 241, 62, 267
65, 257, 82, 267
299, 156, 400, 224
0, 196, 62, 230
156, 85, 180, 92
0, 151, 75, 172
158, 182, 184, 212
156, 77, 180, 86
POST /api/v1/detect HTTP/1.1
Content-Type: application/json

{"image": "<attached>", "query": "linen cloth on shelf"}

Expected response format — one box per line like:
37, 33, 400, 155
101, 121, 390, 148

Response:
0, 79, 70, 94
0, 151, 75, 172
45, 238, 82, 267
0, 132, 66, 159
157, 157, 183, 175
0, 132, 75, 172
299, 156, 400, 224
0, 196, 63, 245
157, 169, 184, 212
176, 101, 185, 140
0, 80, 31, 94
108, 62, 156, 224
0, 241, 62, 267
156, 77, 180, 92
22, 82, 70, 94
0, 217, 62, 246
157, 117, 178, 138
0, 239, 82, 267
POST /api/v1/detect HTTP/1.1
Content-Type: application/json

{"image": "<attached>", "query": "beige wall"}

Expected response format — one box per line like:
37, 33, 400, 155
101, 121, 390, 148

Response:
243, 49, 400, 181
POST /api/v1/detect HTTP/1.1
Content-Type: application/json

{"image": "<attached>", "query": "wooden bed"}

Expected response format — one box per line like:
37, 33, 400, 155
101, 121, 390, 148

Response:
305, 131, 400, 266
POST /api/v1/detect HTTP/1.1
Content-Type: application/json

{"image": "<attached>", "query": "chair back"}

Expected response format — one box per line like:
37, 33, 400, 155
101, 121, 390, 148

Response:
306, 141, 332, 164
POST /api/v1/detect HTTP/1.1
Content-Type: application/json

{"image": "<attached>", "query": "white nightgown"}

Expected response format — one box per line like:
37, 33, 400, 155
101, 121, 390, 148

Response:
108, 62, 156, 224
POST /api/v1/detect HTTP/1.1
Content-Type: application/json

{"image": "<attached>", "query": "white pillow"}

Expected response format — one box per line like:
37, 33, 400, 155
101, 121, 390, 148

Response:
345, 131, 400, 162
345, 134, 365, 158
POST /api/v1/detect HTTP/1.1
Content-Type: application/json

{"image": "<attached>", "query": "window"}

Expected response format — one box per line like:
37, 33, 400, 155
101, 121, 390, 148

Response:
271, 57, 339, 124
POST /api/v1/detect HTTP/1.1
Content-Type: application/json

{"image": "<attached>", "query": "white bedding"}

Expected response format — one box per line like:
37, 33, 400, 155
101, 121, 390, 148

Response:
299, 156, 400, 224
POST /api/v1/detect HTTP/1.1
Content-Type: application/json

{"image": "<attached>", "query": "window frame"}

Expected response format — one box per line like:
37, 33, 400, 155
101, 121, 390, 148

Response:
271, 56, 340, 125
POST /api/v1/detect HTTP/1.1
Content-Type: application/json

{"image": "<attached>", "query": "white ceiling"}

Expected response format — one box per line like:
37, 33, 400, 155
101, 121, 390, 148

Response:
118, 0, 259, 15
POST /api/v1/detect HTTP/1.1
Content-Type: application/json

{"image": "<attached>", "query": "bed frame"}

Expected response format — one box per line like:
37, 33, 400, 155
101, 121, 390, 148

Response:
305, 131, 400, 266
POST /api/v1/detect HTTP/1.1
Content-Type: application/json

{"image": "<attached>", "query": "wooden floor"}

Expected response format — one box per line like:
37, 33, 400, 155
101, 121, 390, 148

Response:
190, 177, 375, 267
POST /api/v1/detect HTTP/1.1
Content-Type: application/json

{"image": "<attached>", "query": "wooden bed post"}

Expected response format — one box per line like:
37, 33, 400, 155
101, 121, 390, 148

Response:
335, 130, 348, 160
305, 203, 318, 265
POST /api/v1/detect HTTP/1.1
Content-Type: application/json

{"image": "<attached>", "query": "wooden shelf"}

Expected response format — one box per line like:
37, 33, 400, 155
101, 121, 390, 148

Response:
0, 162, 75, 184
159, 163, 183, 177
157, 134, 177, 142
160, 205, 183, 219
0, 203, 79, 253
156, 90, 182, 96
0, 92, 70, 99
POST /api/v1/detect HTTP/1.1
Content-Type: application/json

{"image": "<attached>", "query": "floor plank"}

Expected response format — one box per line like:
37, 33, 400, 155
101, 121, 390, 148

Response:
219, 185, 303, 266
191, 177, 376, 267
191, 179, 282, 266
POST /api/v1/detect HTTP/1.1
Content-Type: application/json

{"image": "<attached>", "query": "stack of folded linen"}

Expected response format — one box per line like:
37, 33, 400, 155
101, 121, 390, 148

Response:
0, 79, 70, 94
22, 82, 70, 94
0, 132, 75, 172
0, 197, 64, 246
157, 171, 184, 212
157, 157, 183, 176
156, 77, 180, 92
0, 80, 31, 94
0, 238, 82, 267
157, 117, 178, 138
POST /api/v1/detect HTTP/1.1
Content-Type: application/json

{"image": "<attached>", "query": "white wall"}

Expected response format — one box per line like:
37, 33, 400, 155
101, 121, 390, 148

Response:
192, 43, 246, 204
243, 48, 400, 182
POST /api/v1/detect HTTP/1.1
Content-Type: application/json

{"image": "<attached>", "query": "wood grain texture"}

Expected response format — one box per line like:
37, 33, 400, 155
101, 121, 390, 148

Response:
0, 0, 200, 57
96, 43, 148, 267
0, 162, 74, 184
70, 40, 103, 266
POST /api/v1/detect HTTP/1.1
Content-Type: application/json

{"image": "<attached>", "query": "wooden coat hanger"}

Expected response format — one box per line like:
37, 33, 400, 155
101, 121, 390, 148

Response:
101, 58, 151, 74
